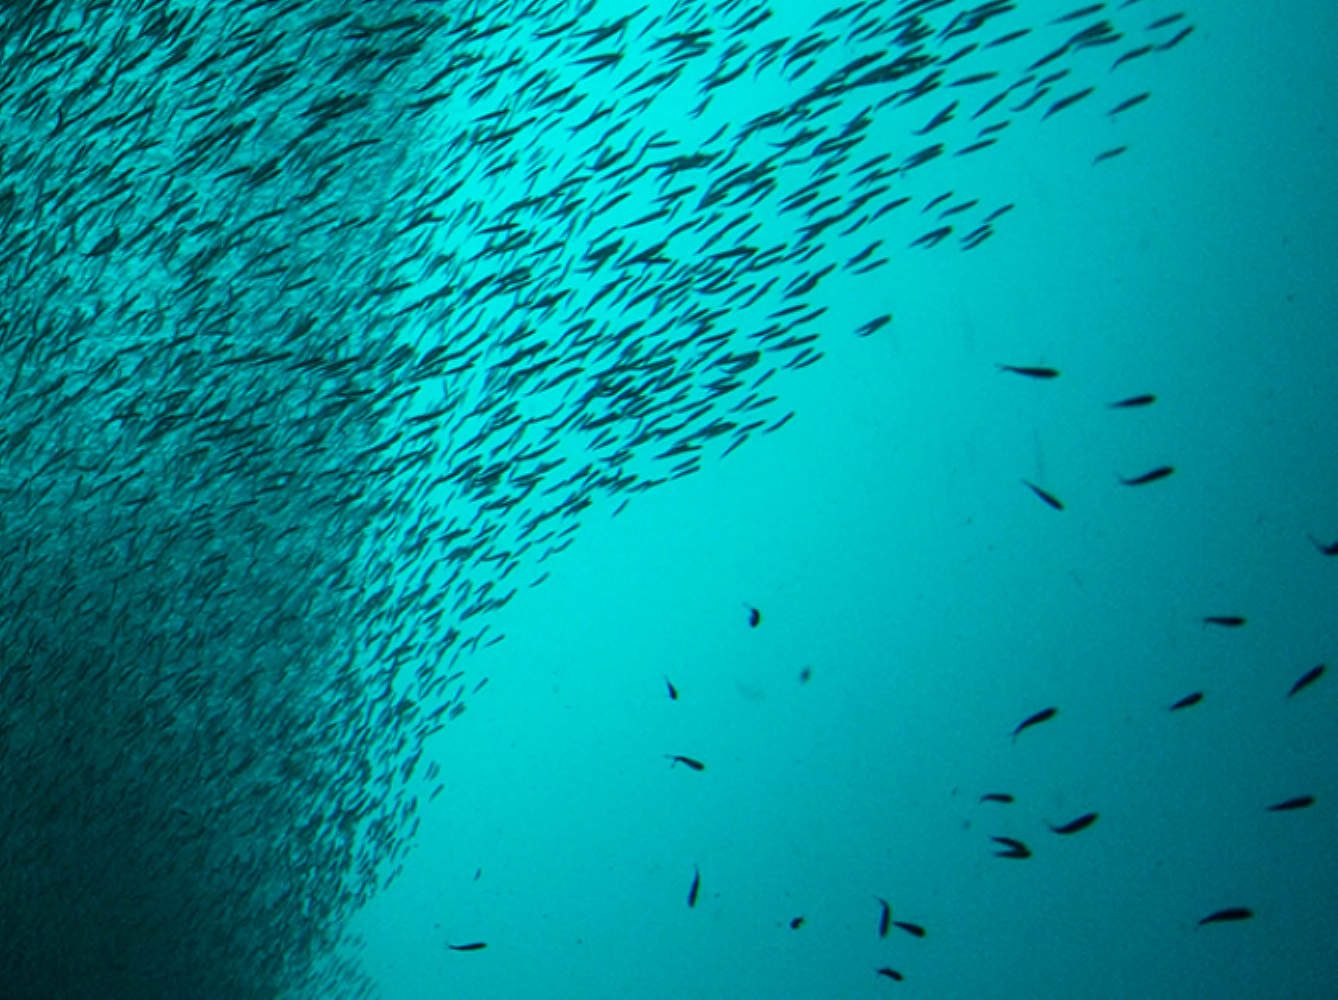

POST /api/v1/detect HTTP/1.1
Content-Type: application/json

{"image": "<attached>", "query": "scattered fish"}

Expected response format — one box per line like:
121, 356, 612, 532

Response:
1119, 465, 1175, 485
1013, 707, 1059, 740
1288, 664, 1325, 698
992, 837, 1033, 860
1170, 692, 1204, 711
1047, 812, 1099, 835
1108, 394, 1157, 408
666, 755, 706, 771
1198, 908, 1254, 926
997, 364, 1061, 379
688, 866, 701, 908
1022, 479, 1064, 511
1266, 796, 1315, 812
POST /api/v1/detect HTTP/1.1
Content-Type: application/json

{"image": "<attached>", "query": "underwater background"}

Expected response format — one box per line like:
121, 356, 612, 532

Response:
0, 1, 1334, 998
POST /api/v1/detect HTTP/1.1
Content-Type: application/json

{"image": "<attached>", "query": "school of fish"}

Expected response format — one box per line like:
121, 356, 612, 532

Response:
0, 0, 1226, 996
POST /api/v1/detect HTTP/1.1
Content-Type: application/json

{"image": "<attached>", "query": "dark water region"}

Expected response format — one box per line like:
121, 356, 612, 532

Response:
4, 0, 1332, 997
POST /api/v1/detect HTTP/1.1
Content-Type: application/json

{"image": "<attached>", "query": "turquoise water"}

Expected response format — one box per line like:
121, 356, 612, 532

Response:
1, 1, 1334, 998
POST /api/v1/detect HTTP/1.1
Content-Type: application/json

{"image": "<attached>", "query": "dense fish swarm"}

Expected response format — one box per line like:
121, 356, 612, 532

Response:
0, 0, 1189, 996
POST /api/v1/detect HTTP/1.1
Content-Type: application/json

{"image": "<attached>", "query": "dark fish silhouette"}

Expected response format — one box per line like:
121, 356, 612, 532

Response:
1202, 616, 1246, 628
445, 942, 488, 951
992, 837, 1032, 860
1107, 92, 1151, 117
1198, 908, 1253, 926
875, 896, 892, 938
1308, 535, 1338, 556
1170, 692, 1203, 711
997, 364, 1060, 379
1108, 394, 1156, 408
980, 793, 1015, 804
666, 755, 705, 771
1267, 796, 1315, 812
1119, 465, 1174, 485
1288, 664, 1325, 697
688, 866, 700, 908
1022, 480, 1064, 511
876, 967, 904, 982
893, 921, 926, 938
748, 606, 762, 628
1048, 812, 1098, 835
665, 677, 678, 700
1013, 707, 1058, 740
789, 916, 804, 929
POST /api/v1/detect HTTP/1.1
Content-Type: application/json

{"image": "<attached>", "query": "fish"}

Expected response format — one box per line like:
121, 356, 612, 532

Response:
1198, 908, 1253, 926
748, 606, 762, 628
790, 916, 804, 930
997, 364, 1061, 379
1047, 812, 1099, 835
1288, 664, 1325, 697
665, 677, 678, 700
0, 0, 1198, 993
688, 866, 701, 908
1013, 707, 1059, 740
1022, 480, 1064, 511
1107, 92, 1152, 116
980, 793, 1015, 804
992, 837, 1033, 859
893, 921, 926, 938
1108, 394, 1157, 408
666, 755, 706, 771
1202, 616, 1246, 628
1170, 692, 1204, 711
875, 896, 892, 938
445, 942, 489, 952
876, 968, 905, 982
1308, 536, 1338, 556
1266, 796, 1315, 812
1119, 465, 1174, 485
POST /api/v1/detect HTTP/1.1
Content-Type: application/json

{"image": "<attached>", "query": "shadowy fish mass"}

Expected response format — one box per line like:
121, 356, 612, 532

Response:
0, 0, 1193, 995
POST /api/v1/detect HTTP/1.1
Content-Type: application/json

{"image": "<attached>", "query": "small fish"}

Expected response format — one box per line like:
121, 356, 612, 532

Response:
1119, 465, 1174, 486
997, 364, 1060, 379
992, 836, 1032, 859
665, 677, 678, 700
1092, 146, 1128, 165
1198, 907, 1253, 926
980, 793, 1014, 804
1202, 616, 1246, 628
1170, 692, 1203, 711
893, 921, 926, 938
1107, 92, 1151, 117
688, 866, 700, 908
790, 916, 804, 929
1107, 393, 1156, 408
1022, 479, 1064, 511
445, 942, 488, 951
666, 755, 705, 771
1267, 795, 1315, 812
1307, 535, 1338, 556
1047, 812, 1098, 835
875, 896, 892, 938
876, 967, 904, 982
747, 606, 762, 628
1288, 664, 1325, 698
1012, 707, 1058, 740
